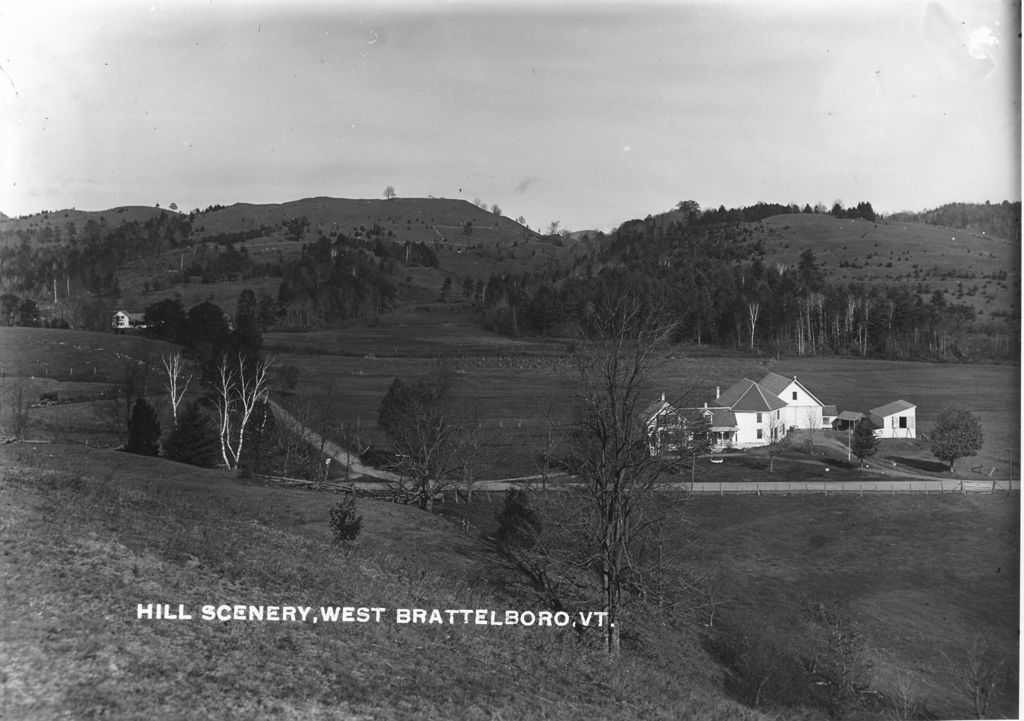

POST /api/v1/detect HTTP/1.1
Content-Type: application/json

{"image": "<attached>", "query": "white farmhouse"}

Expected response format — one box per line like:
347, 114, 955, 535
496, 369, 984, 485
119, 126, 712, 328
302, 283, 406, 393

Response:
755, 371, 828, 431
112, 310, 146, 331
868, 400, 917, 439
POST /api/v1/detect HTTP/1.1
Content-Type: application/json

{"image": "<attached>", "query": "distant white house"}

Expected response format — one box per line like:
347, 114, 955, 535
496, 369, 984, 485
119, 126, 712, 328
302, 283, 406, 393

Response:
112, 310, 146, 331
868, 400, 917, 439
644, 374, 916, 453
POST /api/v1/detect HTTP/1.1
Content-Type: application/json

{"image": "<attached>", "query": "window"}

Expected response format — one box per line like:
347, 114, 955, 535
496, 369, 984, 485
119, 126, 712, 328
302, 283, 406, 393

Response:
792, 391, 798, 400
756, 413, 763, 423
898, 416, 907, 429
756, 429, 763, 440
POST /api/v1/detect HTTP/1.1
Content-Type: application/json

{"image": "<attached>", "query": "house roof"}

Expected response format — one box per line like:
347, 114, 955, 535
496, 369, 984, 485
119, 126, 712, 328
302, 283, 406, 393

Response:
704, 408, 737, 429
757, 371, 825, 406
642, 397, 674, 423
715, 378, 787, 413
822, 405, 838, 417
869, 399, 916, 417
836, 410, 864, 422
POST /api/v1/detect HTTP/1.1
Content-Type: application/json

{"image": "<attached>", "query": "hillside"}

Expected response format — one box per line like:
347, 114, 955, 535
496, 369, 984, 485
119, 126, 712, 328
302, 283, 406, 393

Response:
750, 213, 1020, 323
0, 440, 764, 721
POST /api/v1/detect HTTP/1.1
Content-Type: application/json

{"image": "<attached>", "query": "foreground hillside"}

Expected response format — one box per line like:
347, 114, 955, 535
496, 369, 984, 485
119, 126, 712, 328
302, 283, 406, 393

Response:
0, 443, 767, 721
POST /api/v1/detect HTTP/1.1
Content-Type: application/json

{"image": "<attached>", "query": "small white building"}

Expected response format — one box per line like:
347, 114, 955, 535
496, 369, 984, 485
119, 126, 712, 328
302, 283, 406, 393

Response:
112, 310, 146, 331
868, 400, 917, 439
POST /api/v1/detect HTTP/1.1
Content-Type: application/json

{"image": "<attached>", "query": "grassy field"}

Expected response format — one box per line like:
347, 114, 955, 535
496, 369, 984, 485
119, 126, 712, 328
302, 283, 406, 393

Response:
436, 489, 1019, 720
0, 442, 768, 721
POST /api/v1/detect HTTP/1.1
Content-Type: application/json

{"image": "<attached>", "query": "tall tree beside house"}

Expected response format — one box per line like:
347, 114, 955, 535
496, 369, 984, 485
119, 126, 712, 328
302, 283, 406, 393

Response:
562, 296, 676, 654
125, 398, 161, 456
929, 407, 984, 473
851, 417, 879, 466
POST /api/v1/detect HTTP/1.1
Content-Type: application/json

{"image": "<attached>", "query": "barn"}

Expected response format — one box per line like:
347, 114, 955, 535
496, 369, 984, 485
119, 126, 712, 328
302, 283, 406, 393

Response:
868, 400, 917, 439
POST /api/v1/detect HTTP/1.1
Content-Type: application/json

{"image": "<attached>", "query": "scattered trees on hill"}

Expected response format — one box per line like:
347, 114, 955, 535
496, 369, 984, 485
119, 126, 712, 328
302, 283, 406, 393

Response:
929, 407, 984, 473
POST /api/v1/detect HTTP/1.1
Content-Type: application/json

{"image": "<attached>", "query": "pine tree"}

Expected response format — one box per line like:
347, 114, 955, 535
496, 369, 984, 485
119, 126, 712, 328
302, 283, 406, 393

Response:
850, 418, 878, 466
164, 401, 221, 467
125, 398, 161, 456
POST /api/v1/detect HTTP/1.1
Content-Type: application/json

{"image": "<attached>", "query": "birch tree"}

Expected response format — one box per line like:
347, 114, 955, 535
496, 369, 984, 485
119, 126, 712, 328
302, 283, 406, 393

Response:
161, 352, 193, 427
212, 353, 275, 469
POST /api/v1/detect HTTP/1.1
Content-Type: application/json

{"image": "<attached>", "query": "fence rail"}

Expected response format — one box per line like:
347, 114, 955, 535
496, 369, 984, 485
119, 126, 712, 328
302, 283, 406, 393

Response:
681, 479, 1020, 495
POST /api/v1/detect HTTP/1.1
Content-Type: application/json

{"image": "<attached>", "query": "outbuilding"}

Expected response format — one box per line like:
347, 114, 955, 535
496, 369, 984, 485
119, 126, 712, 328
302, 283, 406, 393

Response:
868, 400, 917, 439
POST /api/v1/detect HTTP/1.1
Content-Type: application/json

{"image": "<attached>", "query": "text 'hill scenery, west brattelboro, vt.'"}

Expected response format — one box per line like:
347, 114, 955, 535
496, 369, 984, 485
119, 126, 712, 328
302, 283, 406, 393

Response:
0, 3, 1019, 721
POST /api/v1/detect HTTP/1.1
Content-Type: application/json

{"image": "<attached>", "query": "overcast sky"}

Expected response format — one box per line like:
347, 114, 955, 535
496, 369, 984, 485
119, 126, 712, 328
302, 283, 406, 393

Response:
1, 0, 1019, 231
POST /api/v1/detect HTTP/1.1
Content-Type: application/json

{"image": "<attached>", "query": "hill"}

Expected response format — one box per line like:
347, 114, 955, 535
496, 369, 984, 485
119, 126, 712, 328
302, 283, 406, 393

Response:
0, 440, 764, 721
749, 213, 1019, 323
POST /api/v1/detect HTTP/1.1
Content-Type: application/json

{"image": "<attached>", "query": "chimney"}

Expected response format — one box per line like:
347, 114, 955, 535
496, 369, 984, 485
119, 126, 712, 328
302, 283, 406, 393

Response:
703, 401, 708, 409
660, 392, 665, 402
715, 386, 720, 400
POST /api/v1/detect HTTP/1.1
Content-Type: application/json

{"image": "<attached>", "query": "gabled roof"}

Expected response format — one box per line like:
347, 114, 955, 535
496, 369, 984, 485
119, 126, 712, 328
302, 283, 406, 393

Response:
836, 410, 864, 422
822, 405, 838, 417
715, 378, 787, 413
869, 399, 916, 417
703, 408, 737, 430
642, 397, 674, 423
757, 371, 794, 396
757, 371, 825, 406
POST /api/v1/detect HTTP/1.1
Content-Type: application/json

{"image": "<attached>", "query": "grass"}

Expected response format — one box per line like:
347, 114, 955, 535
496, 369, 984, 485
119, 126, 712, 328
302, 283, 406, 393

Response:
438, 488, 1020, 720
755, 214, 1020, 322
0, 442, 768, 721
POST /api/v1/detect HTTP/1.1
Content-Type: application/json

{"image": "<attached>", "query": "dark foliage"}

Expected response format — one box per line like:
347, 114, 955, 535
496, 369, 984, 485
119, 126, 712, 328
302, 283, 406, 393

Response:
850, 418, 879, 466
495, 488, 542, 550
125, 397, 161, 456
163, 401, 221, 467
329, 495, 363, 543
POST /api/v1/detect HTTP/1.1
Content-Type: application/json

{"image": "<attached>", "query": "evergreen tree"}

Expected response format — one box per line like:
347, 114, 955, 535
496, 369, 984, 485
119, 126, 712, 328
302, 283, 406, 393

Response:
125, 398, 161, 456
164, 401, 221, 467
850, 417, 879, 466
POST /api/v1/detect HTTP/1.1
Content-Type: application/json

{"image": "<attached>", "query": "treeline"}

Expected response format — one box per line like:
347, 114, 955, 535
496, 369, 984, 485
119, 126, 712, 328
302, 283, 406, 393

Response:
887, 201, 1021, 241
462, 216, 1016, 362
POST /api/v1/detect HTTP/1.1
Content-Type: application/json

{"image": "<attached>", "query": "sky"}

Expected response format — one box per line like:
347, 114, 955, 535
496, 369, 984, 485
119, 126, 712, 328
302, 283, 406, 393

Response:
0, 0, 1019, 232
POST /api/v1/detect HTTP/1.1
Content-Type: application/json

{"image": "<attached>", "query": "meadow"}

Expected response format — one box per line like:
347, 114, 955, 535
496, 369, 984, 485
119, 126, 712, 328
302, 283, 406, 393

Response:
0, 325, 1020, 718
0, 442, 766, 721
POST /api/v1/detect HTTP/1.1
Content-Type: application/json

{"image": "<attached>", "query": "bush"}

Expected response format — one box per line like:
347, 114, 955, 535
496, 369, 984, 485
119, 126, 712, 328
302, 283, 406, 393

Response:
329, 495, 363, 543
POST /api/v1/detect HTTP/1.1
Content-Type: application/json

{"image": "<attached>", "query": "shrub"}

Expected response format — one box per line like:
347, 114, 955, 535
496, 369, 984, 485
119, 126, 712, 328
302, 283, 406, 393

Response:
329, 495, 363, 543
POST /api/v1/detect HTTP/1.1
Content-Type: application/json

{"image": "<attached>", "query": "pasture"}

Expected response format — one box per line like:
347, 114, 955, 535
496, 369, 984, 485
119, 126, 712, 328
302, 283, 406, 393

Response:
756, 214, 1020, 322
271, 323, 1020, 480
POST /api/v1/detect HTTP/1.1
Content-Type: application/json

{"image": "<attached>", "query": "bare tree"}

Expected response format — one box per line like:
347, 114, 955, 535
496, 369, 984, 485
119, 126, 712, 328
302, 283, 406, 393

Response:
212, 353, 275, 469
377, 365, 477, 510
766, 412, 789, 473
161, 352, 193, 428
563, 297, 676, 653
747, 301, 760, 350
383, 185, 396, 200
947, 638, 1002, 719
